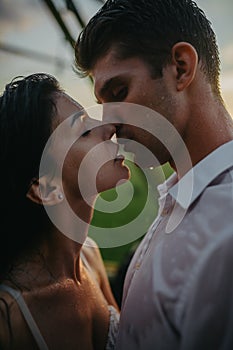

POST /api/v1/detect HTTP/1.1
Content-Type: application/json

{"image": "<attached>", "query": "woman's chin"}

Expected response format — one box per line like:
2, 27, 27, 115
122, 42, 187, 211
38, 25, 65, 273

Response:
115, 177, 129, 187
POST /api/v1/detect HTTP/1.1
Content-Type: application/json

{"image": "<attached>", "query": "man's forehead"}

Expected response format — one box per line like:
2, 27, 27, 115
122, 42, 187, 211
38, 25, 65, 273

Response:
92, 51, 119, 82
92, 54, 145, 98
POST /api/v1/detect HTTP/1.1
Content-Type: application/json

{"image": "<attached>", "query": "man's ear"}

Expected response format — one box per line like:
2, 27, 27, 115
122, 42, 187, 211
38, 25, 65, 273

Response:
26, 176, 64, 206
171, 42, 198, 91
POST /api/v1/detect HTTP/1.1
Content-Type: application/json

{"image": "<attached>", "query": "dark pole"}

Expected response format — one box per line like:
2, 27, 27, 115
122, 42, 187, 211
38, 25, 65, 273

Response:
0, 42, 67, 67
42, 0, 93, 84
42, 0, 75, 48
65, 0, 85, 29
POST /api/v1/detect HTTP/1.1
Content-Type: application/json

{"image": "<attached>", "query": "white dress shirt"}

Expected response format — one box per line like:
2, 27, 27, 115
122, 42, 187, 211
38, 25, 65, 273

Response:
116, 140, 233, 350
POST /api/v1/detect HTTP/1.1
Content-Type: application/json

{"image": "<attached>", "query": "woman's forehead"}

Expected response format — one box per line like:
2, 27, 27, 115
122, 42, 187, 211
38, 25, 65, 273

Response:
60, 92, 83, 110
54, 92, 84, 124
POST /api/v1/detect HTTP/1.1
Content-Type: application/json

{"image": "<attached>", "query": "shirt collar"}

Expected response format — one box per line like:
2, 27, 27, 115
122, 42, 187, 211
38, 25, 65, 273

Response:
168, 140, 233, 209
157, 172, 178, 198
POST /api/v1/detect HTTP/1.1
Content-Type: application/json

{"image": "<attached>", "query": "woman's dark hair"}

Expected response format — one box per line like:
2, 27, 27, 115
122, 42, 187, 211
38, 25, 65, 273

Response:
75, 0, 221, 96
0, 73, 63, 278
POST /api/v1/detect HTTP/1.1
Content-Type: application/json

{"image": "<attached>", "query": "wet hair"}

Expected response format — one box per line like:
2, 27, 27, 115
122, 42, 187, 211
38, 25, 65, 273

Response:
0, 73, 63, 278
75, 0, 221, 96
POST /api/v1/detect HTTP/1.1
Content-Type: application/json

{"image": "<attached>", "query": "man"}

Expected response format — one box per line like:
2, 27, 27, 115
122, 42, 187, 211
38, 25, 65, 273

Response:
75, 0, 233, 349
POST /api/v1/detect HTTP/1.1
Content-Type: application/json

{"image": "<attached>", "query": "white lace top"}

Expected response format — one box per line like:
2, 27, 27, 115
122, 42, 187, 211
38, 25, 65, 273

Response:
106, 305, 119, 350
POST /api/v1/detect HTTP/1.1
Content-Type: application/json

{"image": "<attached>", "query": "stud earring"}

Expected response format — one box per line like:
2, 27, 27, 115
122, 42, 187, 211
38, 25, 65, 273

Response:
58, 193, 63, 200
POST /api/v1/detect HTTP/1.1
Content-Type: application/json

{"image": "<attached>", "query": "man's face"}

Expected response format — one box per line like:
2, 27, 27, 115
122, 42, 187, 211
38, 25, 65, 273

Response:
92, 49, 182, 168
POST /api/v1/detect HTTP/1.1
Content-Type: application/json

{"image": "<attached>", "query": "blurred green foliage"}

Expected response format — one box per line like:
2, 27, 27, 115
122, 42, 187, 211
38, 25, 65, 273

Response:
89, 161, 173, 269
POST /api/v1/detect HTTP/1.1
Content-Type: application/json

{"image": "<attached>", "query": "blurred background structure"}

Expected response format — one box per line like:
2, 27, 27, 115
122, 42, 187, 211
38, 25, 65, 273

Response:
1, 0, 233, 305
1, 0, 233, 109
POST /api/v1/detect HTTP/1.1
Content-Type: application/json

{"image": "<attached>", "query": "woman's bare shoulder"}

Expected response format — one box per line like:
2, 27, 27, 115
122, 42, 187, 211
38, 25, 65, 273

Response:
0, 294, 11, 348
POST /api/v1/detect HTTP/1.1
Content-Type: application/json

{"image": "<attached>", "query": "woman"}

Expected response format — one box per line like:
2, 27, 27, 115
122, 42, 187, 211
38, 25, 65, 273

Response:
0, 73, 130, 349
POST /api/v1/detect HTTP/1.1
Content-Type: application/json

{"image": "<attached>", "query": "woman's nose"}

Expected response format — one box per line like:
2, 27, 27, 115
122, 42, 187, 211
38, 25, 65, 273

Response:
85, 116, 102, 130
99, 123, 116, 140
85, 116, 116, 139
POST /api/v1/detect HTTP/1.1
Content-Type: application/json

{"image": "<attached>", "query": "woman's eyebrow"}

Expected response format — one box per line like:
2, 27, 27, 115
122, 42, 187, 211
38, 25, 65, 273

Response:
70, 111, 85, 127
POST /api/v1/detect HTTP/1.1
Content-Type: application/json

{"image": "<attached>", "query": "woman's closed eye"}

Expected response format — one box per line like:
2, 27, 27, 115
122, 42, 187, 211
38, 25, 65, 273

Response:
81, 129, 91, 137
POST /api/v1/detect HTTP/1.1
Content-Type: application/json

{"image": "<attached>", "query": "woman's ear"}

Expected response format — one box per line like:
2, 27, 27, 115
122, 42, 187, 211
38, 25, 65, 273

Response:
26, 176, 64, 206
171, 42, 198, 91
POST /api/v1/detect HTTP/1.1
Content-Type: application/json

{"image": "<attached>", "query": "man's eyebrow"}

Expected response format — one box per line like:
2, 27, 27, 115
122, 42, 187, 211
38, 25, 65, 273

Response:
70, 110, 85, 126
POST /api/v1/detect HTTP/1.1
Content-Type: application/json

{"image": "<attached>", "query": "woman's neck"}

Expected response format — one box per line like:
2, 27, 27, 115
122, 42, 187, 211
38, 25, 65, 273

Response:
4, 228, 87, 291
4, 197, 96, 291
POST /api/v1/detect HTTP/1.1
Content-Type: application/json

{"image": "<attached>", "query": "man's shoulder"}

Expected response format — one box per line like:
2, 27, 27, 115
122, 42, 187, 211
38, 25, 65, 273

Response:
191, 166, 233, 212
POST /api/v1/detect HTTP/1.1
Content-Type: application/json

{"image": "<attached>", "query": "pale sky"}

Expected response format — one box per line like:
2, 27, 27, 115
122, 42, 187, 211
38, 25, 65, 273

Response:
0, 0, 232, 112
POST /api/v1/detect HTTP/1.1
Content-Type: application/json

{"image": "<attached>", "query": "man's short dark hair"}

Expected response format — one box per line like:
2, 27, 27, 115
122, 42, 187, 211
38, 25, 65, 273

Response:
75, 0, 221, 96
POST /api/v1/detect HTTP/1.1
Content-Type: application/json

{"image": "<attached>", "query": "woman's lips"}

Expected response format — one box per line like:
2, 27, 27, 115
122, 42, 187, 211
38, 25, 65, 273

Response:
114, 154, 125, 161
